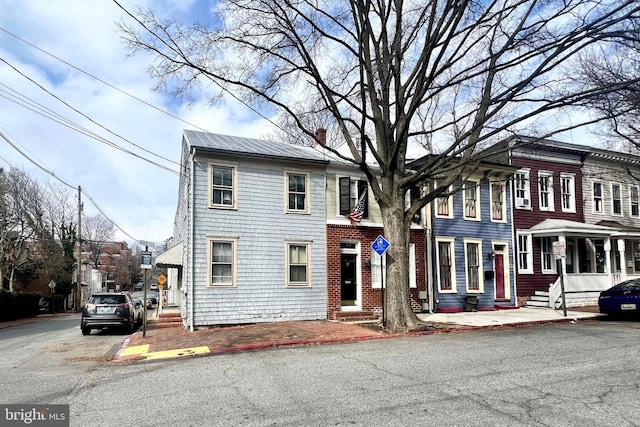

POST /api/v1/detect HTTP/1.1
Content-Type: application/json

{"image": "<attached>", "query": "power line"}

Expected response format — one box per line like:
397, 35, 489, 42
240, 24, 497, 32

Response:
0, 57, 181, 174
0, 25, 213, 134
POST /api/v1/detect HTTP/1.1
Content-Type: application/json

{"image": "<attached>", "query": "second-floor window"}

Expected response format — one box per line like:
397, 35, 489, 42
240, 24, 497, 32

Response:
491, 183, 505, 221
211, 164, 236, 208
464, 181, 479, 220
593, 182, 603, 213
287, 173, 309, 213
631, 185, 639, 217
538, 171, 554, 211
434, 179, 453, 218
339, 177, 368, 221
612, 183, 622, 215
560, 173, 576, 213
514, 169, 531, 209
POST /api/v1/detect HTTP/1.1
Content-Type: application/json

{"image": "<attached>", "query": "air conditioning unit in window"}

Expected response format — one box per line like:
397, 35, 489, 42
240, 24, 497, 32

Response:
517, 199, 530, 208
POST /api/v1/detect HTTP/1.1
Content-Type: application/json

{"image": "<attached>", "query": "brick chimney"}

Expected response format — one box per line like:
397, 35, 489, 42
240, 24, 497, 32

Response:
315, 128, 327, 146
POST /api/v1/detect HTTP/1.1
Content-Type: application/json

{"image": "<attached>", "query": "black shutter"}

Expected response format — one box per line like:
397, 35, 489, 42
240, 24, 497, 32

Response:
339, 177, 351, 215
358, 180, 368, 218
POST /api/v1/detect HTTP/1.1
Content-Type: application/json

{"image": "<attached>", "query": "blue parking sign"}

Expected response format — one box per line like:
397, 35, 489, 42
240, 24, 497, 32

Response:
371, 235, 390, 256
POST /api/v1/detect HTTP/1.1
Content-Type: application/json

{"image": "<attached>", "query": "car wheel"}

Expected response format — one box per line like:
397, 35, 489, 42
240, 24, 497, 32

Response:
81, 326, 90, 336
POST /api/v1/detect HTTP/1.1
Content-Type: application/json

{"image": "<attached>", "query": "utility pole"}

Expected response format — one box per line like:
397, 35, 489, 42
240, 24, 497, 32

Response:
76, 186, 83, 312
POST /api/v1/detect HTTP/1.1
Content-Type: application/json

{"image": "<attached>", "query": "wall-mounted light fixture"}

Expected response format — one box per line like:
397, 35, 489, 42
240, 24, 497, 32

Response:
364, 258, 371, 267
487, 250, 495, 261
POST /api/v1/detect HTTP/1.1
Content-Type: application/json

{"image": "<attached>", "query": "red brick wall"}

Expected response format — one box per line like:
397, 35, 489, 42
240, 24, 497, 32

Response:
326, 224, 426, 318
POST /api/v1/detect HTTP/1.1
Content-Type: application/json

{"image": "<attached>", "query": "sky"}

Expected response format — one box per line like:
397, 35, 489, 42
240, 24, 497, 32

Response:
0, 0, 276, 248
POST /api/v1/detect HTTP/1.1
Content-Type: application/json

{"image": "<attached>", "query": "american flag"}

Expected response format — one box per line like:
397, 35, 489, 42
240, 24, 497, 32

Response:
349, 192, 367, 224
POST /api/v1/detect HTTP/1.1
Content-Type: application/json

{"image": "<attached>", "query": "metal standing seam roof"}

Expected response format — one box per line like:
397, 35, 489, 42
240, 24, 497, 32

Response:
183, 130, 330, 164
155, 242, 184, 267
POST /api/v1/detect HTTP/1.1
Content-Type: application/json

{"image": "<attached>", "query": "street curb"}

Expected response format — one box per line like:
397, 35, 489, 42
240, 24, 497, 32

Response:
113, 315, 599, 363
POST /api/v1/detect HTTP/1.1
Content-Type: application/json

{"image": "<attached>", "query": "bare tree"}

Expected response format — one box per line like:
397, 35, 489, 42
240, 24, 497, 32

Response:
82, 214, 116, 268
119, 0, 640, 331
575, 18, 640, 152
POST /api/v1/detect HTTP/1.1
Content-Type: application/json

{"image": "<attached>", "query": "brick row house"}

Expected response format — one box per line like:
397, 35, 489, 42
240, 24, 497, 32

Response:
163, 129, 640, 329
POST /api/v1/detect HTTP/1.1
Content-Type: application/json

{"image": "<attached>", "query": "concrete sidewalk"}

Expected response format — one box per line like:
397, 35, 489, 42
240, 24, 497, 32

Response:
116, 306, 603, 363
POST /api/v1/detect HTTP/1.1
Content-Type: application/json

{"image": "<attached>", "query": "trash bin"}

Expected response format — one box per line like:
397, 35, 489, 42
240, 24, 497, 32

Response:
464, 295, 479, 312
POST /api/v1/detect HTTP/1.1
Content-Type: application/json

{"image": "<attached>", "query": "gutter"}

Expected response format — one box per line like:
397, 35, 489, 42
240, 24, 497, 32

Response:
189, 148, 195, 332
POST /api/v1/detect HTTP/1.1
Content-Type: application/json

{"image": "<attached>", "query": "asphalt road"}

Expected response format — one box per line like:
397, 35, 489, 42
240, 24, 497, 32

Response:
1, 317, 639, 426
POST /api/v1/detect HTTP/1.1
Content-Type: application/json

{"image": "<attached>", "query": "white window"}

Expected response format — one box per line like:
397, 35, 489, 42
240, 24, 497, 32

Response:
371, 243, 416, 289
464, 239, 483, 292
210, 164, 237, 209
207, 238, 237, 286
517, 232, 533, 274
463, 181, 480, 220
560, 173, 576, 213
514, 169, 531, 209
612, 183, 622, 216
286, 242, 310, 287
436, 238, 456, 293
538, 171, 554, 211
593, 181, 603, 213
286, 172, 310, 213
541, 237, 557, 274
631, 185, 639, 217
490, 182, 506, 222
434, 179, 453, 219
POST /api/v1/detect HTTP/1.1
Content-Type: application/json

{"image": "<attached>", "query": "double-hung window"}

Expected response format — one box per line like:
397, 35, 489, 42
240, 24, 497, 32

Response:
463, 181, 480, 220
515, 169, 531, 209
465, 239, 483, 292
593, 182, 603, 213
631, 185, 639, 217
373, 244, 417, 288
286, 172, 309, 213
517, 232, 533, 274
286, 242, 310, 287
541, 237, 556, 274
612, 183, 622, 216
560, 173, 576, 213
208, 238, 236, 286
436, 238, 456, 292
538, 171, 554, 211
210, 164, 236, 208
434, 179, 453, 218
491, 183, 505, 221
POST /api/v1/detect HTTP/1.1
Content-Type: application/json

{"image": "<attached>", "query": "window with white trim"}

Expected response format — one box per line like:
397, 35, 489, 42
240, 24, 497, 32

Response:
491, 182, 505, 221
286, 172, 309, 213
541, 237, 556, 274
465, 239, 483, 292
463, 181, 480, 220
612, 183, 622, 216
371, 251, 386, 289
434, 179, 453, 218
286, 242, 310, 287
631, 185, 639, 217
208, 238, 236, 286
514, 169, 531, 209
338, 177, 368, 219
560, 173, 575, 213
593, 181, 603, 213
538, 171, 554, 211
517, 232, 533, 274
210, 164, 236, 208
436, 238, 456, 292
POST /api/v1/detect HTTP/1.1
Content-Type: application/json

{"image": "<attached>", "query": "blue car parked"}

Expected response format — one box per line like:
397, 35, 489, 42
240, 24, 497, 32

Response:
599, 279, 640, 316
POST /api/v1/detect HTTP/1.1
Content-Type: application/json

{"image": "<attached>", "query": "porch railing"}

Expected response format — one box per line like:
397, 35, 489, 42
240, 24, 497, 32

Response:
548, 273, 623, 308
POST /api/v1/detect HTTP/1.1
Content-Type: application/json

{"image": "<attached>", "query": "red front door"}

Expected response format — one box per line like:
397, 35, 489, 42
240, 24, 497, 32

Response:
495, 254, 505, 299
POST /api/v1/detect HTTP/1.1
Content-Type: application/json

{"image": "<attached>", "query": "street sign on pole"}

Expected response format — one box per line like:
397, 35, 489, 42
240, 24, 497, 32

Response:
141, 251, 152, 269
371, 235, 390, 326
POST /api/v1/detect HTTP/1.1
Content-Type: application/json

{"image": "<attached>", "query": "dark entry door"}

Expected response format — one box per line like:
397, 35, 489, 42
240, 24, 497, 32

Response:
341, 254, 357, 306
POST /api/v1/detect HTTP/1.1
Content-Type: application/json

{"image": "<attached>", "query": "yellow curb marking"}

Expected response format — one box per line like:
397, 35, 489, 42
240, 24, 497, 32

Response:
120, 344, 149, 356
143, 346, 210, 360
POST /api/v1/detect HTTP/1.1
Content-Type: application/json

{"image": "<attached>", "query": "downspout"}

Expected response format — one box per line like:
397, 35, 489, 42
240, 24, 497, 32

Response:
189, 148, 196, 332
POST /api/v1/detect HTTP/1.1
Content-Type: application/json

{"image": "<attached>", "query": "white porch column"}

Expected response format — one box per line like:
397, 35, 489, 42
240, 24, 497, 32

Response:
604, 238, 612, 286
618, 239, 627, 282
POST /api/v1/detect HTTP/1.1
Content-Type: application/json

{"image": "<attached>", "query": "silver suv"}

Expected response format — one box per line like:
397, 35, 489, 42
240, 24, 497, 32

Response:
81, 292, 140, 335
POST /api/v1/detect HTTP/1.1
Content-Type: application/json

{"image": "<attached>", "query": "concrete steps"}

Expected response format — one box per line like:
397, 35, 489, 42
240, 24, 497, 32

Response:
332, 311, 380, 323
525, 291, 550, 308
